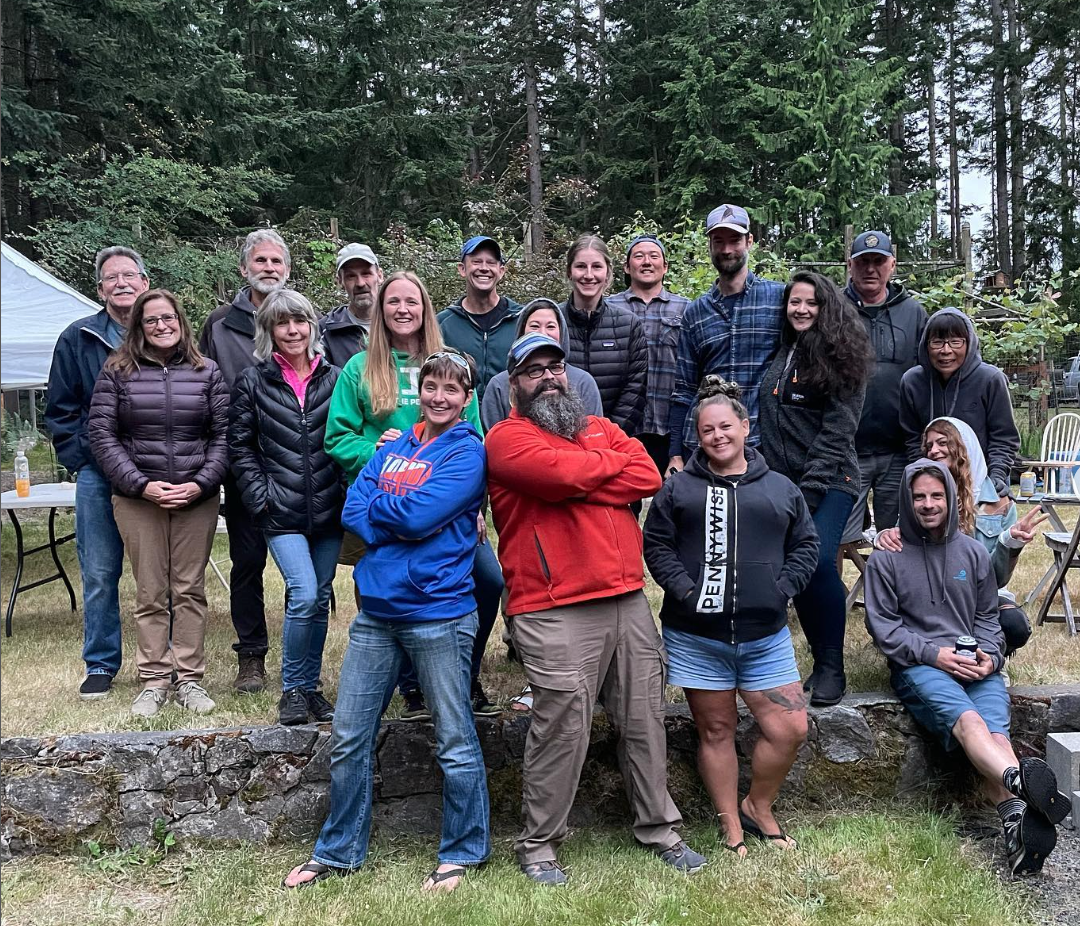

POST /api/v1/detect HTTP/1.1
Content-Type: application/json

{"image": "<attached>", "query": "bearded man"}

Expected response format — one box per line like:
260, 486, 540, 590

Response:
485, 332, 705, 886
319, 242, 384, 368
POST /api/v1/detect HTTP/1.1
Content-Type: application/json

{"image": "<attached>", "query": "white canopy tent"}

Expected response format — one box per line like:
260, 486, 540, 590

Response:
1, 242, 99, 390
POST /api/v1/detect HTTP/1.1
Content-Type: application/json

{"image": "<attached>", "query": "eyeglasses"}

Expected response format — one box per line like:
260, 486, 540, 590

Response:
928, 338, 966, 351
142, 313, 179, 328
518, 361, 566, 379
100, 271, 143, 286
423, 351, 474, 384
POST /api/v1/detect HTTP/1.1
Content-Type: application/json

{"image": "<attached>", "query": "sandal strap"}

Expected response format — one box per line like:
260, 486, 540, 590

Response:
427, 866, 467, 884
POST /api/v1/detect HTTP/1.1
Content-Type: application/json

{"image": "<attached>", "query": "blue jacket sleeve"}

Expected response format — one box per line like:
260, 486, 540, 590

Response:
368, 442, 486, 540
341, 448, 396, 546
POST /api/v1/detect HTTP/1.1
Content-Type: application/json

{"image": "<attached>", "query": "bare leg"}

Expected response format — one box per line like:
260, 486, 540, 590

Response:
685, 688, 746, 855
951, 711, 1018, 803
739, 682, 809, 849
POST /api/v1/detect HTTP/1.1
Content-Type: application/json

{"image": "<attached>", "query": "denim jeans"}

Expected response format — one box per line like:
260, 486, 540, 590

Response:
266, 531, 342, 692
313, 610, 490, 870
793, 489, 855, 654
398, 541, 504, 696
75, 467, 125, 676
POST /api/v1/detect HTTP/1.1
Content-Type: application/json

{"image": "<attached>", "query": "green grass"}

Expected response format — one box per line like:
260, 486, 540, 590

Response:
0, 815, 1036, 926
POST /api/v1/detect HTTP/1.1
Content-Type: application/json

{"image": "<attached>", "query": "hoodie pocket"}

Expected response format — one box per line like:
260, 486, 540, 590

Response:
735, 562, 788, 620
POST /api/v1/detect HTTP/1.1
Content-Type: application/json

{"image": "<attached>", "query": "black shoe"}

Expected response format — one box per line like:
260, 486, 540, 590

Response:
1004, 806, 1057, 876
400, 690, 432, 722
1015, 758, 1071, 825
808, 648, 847, 707
471, 682, 501, 716
304, 689, 335, 723
79, 674, 112, 701
278, 688, 310, 726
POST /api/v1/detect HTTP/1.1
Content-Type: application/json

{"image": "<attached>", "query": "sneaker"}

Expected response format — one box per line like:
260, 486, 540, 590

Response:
234, 654, 267, 693
1004, 806, 1057, 876
471, 682, 501, 716
79, 674, 113, 701
131, 686, 169, 717
304, 689, 335, 723
174, 681, 216, 714
400, 690, 432, 722
654, 840, 707, 873
520, 860, 568, 886
278, 688, 310, 726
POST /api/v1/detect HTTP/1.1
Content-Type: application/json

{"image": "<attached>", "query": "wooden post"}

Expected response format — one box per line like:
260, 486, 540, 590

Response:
330, 218, 339, 241
844, 224, 853, 259
961, 223, 973, 277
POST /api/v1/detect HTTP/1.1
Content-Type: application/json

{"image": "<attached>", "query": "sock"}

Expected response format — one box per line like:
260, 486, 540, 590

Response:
1002, 766, 1021, 797
997, 797, 1025, 825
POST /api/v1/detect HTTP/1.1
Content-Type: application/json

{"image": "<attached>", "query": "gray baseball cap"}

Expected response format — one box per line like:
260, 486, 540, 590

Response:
335, 243, 380, 273
706, 204, 751, 235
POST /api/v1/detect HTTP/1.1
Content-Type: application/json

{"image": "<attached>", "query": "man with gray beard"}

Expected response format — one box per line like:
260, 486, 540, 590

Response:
199, 229, 291, 693
485, 333, 705, 885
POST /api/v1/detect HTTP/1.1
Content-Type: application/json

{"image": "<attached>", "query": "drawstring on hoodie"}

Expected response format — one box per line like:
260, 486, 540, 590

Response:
920, 534, 951, 605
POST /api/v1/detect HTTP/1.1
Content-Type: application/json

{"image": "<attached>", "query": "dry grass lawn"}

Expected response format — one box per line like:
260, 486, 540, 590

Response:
1, 503, 1077, 737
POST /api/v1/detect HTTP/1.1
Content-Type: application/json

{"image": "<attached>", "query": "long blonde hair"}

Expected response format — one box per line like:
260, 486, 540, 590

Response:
922, 421, 976, 534
363, 271, 444, 416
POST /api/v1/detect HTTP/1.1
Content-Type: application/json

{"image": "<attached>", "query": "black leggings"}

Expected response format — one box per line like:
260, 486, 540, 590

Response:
999, 597, 1031, 656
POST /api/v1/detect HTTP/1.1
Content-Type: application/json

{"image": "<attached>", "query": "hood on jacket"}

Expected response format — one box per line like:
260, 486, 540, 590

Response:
917, 308, 982, 381
515, 298, 573, 353
684, 444, 770, 484
925, 416, 988, 510
844, 280, 911, 313
899, 457, 960, 545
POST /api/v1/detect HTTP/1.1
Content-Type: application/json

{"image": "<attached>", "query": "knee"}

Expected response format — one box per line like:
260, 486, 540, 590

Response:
952, 709, 990, 742
999, 605, 1031, 655
695, 713, 737, 747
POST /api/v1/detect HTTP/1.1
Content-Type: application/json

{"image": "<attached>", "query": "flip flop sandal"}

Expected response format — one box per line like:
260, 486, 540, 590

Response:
282, 859, 355, 889
509, 686, 534, 712
424, 866, 467, 889
739, 810, 798, 849
724, 841, 747, 856
1019, 757, 1070, 824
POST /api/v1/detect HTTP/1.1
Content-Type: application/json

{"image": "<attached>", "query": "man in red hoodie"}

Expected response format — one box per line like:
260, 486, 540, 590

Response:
486, 333, 704, 885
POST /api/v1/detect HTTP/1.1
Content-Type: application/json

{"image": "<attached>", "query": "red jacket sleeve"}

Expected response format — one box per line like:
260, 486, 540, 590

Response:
583, 418, 662, 505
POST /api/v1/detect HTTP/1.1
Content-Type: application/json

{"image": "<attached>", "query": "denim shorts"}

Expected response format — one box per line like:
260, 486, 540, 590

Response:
662, 625, 801, 692
891, 664, 1011, 750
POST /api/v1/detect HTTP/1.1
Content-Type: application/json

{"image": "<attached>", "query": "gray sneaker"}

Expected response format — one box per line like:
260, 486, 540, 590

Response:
655, 840, 707, 873
131, 686, 169, 717
175, 681, 216, 714
520, 860, 568, 886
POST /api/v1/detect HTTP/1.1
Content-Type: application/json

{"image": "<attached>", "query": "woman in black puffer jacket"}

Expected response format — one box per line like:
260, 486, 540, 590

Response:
88, 289, 229, 718
560, 235, 648, 436
228, 289, 345, 726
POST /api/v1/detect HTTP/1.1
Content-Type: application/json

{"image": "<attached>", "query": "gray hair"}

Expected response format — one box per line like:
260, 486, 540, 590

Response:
253, 289, 324, 361
240, 229, 291, 270
95, 246, 147, 283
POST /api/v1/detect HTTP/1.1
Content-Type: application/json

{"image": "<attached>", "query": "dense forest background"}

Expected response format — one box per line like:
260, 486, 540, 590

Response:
2, 0, 1078, 321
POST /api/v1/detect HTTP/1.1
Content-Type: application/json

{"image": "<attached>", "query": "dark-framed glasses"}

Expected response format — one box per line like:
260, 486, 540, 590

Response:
142, 313, 180, 328
520, 361, 566, 379
928, 337, 966, 351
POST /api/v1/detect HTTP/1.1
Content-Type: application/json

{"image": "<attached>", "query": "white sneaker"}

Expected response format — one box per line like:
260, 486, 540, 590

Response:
131, 686, 169, 717
174, 681, 216, 714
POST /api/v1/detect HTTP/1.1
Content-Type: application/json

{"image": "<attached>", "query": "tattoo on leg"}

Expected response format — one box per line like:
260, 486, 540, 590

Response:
763, 684, 807, 712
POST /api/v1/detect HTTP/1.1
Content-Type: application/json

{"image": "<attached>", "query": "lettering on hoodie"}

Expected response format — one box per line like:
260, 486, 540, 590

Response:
697, 486, 731, 613
378, 453, 432, 495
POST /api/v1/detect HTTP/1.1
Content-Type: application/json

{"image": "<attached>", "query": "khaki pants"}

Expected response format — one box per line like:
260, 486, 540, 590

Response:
337, 529, 367, 567
112, 494, 219, 687
510, 590, 683, 864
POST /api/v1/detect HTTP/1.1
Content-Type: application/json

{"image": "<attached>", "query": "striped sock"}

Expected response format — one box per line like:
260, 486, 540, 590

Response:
997, 797, 1025, 825
1002, 766, 1021, 797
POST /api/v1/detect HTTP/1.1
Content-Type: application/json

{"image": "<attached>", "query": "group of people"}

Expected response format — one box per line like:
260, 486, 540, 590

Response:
43, 204, 1068, 888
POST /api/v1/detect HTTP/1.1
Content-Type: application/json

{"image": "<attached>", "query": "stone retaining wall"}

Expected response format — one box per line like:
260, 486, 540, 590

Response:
3, 685, 1077, 859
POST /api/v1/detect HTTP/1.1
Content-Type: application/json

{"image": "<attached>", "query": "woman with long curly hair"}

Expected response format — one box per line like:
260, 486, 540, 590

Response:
757, 270, 872, 705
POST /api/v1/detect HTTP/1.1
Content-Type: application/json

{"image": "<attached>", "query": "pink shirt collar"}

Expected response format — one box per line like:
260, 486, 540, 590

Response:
273, 352, 321, 408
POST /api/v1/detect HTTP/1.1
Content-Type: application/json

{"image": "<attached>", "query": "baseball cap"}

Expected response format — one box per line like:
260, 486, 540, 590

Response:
850, 230, 894, 258
460, 235, 504, 262
335, 243, 380, 273
706, 204, 751, 235
625, 234, 666, 260
506, 333, 565, 377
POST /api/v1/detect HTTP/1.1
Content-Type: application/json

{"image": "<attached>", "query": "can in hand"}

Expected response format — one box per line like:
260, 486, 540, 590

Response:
955, 635, 978, 662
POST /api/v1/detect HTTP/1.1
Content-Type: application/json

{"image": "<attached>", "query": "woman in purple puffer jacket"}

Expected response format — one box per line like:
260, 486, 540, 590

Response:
88, 289, 229, 718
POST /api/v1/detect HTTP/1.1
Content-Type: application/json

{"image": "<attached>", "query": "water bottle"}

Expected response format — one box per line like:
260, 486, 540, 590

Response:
14, 446, 30, 498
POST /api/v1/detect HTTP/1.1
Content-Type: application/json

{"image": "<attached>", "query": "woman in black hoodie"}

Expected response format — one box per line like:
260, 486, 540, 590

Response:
644, 377, 818, 856
757, 271, 871, 706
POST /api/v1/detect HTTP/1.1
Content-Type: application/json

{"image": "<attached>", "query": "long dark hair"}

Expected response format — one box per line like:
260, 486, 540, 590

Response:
106, 289, 205, 375
781, 270, 871, 396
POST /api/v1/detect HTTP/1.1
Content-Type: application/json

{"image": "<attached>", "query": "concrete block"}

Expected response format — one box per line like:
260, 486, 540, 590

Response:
1072, 791, 1080, 831
1046, 732, 1080, 794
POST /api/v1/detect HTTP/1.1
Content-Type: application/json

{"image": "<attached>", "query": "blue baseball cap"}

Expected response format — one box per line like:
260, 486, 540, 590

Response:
851, 230, 893, 258
506, 333, 565, 377
706, 204, 751, 235
460, 235, 504, 262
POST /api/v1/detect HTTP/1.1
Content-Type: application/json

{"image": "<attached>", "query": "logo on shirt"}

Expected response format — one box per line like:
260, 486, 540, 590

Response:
953, 568, 967, 581
378, 453, 432, 496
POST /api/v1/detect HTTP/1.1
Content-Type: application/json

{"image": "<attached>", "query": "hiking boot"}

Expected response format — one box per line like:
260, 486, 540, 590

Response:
654, 840, 707, 873
304, 689, 335, 723
471, 681, 501, 716
400, 690, 432, 722
79, 674, 113, 701
520, 860, 568, 886
234, 654, 267, 693
131, 686, 169, 718
279, 688, 310, 725
175, 681, 216, 714
808, 648, 846, 707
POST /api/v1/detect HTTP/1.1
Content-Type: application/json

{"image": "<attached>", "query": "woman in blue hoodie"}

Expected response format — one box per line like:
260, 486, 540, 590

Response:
283, 348, 490, 893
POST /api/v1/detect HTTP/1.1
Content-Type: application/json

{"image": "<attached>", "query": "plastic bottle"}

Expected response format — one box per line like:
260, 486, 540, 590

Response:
14, 445, 30, 498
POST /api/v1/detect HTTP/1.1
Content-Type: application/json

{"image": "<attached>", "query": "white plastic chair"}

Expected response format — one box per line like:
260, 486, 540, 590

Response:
1039, 412, 1080, 495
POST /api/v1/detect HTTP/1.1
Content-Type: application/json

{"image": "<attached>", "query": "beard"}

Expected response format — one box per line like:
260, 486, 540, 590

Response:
517, 381, 588, 440
348, 290, 376, 316
249, 275, 285, 296
711, 250, 748, 277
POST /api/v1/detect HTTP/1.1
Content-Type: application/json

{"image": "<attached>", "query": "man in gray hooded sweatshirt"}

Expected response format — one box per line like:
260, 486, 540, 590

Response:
865, 459, 1068, 876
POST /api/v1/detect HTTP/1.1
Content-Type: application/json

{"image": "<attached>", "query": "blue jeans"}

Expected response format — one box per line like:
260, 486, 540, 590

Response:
75, 467, 125, 676
794, 489, 855, 654
313, 610, 490, 870
892, 665, 1010, 751
266, 531, 342, 692
397, 541, 504, 697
